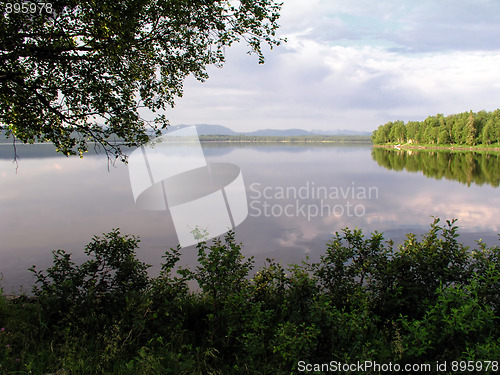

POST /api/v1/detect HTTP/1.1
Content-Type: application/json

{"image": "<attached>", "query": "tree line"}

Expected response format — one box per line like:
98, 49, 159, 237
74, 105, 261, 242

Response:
372, 109, 500, 146
199, 135, 372, 143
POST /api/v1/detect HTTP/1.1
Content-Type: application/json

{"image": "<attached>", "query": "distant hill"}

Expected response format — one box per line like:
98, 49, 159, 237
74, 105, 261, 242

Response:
0, 124, 371, 144
169, 124, 371, 137
245, 128, 312, 136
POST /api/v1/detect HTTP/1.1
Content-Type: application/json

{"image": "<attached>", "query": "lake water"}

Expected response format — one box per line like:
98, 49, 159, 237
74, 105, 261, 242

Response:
1, 143, 499, 293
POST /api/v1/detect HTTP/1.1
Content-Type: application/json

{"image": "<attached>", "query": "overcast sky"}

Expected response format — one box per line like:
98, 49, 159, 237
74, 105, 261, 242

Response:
166, 0, 500, 133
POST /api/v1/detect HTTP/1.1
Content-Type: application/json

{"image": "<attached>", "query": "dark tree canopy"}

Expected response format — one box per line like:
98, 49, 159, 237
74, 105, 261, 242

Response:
0, 0, 284, 160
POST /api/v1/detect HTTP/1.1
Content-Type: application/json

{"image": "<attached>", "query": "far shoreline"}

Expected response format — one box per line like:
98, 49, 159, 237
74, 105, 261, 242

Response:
373, 143, 500, 152
197, 135, 372, 143
198, 139, 372, 144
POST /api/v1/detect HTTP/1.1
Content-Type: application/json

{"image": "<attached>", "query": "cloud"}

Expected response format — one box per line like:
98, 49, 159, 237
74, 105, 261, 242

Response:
390, 0, 500, 52
167, 0, 500, 132
281, 0, 500, 52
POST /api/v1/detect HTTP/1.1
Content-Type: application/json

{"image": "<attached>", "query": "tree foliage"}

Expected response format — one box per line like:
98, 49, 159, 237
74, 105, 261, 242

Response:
0, 0, 284, 160
372, 109, 500, 146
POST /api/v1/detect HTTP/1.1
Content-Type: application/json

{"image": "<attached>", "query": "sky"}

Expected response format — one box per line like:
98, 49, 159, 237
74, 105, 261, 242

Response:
165, 0, 500, 133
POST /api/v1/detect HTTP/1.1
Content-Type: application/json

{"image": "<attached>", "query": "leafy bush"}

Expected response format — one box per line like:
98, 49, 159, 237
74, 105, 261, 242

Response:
0, 218, 498, 374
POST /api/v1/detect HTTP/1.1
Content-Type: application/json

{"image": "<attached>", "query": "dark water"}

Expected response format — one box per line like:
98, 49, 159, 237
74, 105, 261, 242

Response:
1, 143, 499, 293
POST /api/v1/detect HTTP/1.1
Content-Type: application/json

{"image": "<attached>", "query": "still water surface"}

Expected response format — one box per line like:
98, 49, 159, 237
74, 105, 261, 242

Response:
1, 143, 499, 292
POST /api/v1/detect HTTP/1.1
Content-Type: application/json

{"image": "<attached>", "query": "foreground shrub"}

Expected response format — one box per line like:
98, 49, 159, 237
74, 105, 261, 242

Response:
0, 218, 498, 374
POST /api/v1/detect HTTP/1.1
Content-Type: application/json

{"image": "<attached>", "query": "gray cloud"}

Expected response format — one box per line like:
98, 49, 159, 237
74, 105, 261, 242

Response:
167, 0, 500, 132
283, 0, 500, 52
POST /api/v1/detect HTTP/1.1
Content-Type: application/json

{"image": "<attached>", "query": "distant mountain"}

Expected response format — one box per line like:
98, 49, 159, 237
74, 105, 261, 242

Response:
245, 128, 312, 136
168, 124, 371, 136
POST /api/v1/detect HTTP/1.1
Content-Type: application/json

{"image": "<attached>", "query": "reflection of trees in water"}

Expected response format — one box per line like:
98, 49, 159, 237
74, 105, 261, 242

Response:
371, 148, 500, 187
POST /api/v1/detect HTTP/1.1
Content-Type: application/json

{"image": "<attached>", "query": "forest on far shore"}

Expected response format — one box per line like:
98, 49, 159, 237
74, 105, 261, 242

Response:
198, 134, 372, 143
372, 109, 500, 146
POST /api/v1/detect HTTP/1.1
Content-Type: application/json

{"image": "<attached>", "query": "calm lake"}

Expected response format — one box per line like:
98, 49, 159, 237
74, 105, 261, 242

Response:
1, 143, 499, 293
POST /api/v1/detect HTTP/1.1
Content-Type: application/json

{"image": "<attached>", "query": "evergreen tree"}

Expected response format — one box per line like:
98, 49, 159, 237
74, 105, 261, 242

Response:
464, 112, 476, 146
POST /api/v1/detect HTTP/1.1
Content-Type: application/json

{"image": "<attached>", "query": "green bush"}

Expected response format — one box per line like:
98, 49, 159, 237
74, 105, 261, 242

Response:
0, 218, 498, 374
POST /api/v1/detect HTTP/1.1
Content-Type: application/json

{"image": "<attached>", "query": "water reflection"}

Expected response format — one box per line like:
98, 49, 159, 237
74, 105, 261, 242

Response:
1, 143, 499, 293
205, 143, 499, 258
371, 147, 500, 187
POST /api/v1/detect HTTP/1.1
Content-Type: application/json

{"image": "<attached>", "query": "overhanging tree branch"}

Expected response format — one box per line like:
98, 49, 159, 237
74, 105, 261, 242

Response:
0, 0, 285, 161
